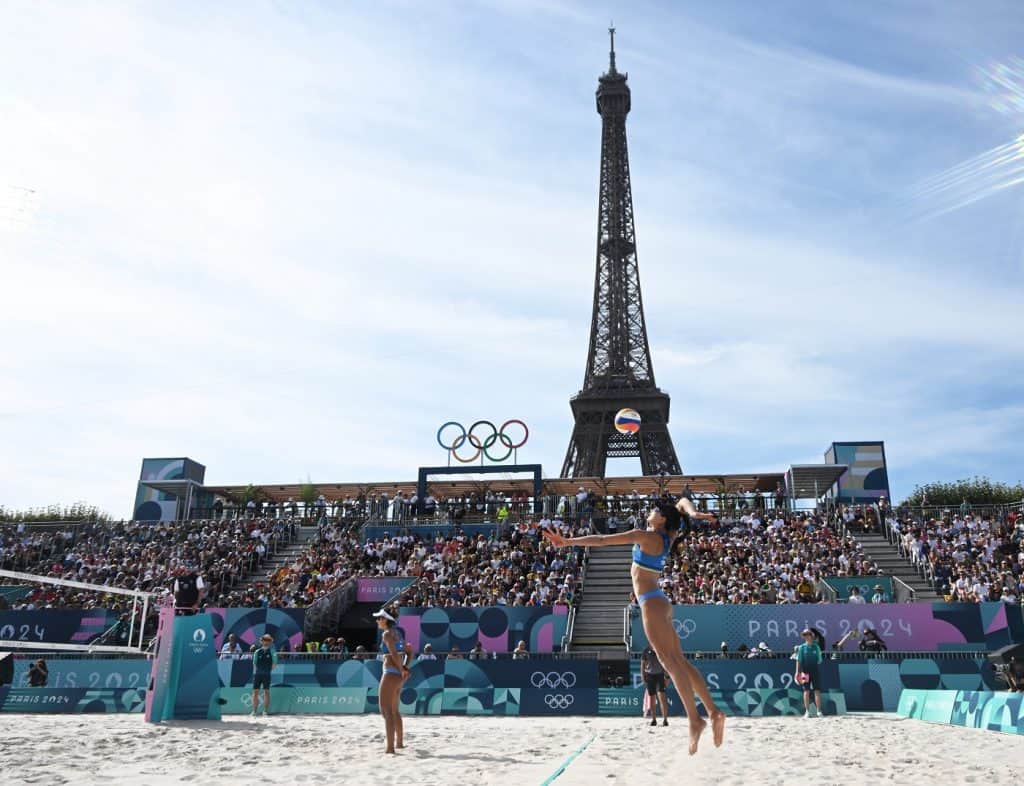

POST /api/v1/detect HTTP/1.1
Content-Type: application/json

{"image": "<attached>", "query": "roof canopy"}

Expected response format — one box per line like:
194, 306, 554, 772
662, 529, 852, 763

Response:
785, 464, 848, 499
203, 472, 785, 502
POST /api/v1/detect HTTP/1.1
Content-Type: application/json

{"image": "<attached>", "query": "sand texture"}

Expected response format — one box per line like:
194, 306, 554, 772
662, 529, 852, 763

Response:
1, 713, 1021, 786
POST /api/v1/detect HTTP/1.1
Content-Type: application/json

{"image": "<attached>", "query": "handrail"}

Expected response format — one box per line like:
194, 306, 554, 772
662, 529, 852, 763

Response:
819, 579, 839, 603
561, 606, 576, 652
892, 575, 917, 603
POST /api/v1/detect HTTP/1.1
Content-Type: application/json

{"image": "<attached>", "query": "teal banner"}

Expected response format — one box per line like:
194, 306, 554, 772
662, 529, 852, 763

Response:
630, 602, 1024, 652
898, 690, 1024, 735
0, 687, 146, 714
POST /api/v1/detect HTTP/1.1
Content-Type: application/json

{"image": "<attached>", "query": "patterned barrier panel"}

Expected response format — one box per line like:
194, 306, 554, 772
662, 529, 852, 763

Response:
397, 605, 569, 653
597, 687, 846, 717
12, 658, 151, 690
204, 607, 305, 653
0, 687, 146, 714
24, 653, 997, 712
0, 610, 118, 645
630, 602, 1024, 652
898, 690, 1024, 735
628, 655, 999, 712
220, 658, 596, 716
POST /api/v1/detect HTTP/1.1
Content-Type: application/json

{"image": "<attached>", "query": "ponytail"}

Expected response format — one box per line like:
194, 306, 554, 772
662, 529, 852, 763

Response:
668, 511, 692, 558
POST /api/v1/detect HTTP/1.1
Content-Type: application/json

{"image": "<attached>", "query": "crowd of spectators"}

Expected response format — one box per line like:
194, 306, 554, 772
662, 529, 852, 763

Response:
638, 509, 879, 605
0, 518, 296, 611
262, 518, 589, 610
890, 505, 1024, 603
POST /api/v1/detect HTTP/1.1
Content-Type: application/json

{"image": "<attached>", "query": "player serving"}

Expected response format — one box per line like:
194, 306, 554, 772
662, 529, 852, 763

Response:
543, 497, 725, 754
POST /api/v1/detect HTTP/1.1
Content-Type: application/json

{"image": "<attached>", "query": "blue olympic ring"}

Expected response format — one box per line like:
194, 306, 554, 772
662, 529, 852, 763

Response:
436, 420, 529, 463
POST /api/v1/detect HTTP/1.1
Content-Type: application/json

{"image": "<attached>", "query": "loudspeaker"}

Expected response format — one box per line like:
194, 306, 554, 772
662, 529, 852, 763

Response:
987, 642, 1024, 664
0, 652, 13, 686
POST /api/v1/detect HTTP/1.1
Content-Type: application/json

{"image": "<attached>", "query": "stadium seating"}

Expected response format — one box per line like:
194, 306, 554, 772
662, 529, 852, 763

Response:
885, 507, 1024, 602
656, 510, 879, 604
0, 518, 297, 610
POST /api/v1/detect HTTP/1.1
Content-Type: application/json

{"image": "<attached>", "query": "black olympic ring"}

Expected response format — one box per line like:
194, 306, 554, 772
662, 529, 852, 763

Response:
436, 420, 529, 463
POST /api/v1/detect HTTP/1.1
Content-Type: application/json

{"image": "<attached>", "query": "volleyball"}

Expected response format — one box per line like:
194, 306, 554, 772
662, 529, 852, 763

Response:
613, 408, 641, 435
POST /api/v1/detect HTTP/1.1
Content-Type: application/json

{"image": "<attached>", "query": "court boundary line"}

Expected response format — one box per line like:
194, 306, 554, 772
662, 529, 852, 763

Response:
539, 733, 597, 785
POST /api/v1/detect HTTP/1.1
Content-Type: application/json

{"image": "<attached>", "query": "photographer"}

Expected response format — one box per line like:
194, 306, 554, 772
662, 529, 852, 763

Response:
859, 628, 888, 653
27, 658, 48, 687
1007, 656, 1024, 693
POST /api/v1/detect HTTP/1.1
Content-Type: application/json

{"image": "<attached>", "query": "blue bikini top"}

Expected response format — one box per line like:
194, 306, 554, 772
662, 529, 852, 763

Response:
632, 531, 672, 573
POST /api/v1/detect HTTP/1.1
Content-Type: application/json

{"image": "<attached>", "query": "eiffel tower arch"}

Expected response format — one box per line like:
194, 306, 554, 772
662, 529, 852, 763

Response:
561, 29, 682, 479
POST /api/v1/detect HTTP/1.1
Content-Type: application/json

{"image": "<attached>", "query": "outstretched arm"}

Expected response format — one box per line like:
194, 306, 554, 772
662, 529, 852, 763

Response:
677, 497, 716, 520
542, 529, 646, 549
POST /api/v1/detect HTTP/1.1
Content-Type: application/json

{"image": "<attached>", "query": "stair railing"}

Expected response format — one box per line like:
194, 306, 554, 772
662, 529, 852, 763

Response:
561, 605, 576, 652
892, 576, 917, 603
622, 604, 637, 651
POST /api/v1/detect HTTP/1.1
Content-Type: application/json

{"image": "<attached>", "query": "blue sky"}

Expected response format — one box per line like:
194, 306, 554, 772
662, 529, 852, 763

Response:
1, 1, 1023, 518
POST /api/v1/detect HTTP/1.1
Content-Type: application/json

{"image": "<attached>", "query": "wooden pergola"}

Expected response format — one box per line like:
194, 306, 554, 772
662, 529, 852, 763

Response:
204, 472, 784, 503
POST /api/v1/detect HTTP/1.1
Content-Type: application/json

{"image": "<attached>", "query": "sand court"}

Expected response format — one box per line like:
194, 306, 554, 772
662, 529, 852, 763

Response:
2, 713, 1022, 786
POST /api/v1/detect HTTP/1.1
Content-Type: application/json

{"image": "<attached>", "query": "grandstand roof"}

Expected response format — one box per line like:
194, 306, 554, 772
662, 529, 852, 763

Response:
204, 472, 785, 501
785, 464, 848, 499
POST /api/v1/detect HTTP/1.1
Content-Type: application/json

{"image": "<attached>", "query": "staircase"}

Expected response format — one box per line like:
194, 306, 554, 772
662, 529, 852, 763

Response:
233, 524, 320, 592
851, 533, 941, 602
569, 544, 633, 656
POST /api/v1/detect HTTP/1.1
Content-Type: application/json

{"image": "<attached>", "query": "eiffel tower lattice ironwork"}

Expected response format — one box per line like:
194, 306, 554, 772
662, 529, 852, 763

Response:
561, 28, 682, 479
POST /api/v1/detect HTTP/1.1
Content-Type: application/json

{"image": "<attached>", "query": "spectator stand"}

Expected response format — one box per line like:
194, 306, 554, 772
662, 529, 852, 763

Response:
877, 501, 1024, 604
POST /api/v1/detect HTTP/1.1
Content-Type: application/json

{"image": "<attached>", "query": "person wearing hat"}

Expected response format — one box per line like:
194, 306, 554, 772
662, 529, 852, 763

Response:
870, 584, 886, 604
250, 633, 278, 716
795, 628, 824, 718
543, 497, 725, 755
374, 609, 410, 754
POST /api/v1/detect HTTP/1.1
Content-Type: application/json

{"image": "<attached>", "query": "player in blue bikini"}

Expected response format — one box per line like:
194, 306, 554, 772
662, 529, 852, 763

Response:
374, 609, 411, 754
543, 498, 725, 755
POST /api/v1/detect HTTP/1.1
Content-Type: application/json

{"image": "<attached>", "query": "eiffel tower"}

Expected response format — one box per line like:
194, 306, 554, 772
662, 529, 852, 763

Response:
561, 29, 682, 479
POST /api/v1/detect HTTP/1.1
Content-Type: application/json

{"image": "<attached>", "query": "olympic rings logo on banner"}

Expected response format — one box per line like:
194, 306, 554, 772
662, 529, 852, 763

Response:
672, 619, 697, 639
544, 694, 575, 709
530, 671, 577, 689
437, 420, 529, 463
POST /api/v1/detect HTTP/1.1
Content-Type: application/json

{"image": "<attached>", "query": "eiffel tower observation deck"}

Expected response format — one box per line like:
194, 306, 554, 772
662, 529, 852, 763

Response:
561, 29, 682, 479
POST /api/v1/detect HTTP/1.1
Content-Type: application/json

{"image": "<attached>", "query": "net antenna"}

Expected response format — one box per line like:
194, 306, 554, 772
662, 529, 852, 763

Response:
0, 568, 164, 654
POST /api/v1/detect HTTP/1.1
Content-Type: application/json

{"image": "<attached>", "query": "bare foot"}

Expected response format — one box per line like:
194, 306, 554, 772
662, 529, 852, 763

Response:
688, 718, 707, 756
396, 743, 405, 749
386, 750, 396, 755
711, 710, 726, 747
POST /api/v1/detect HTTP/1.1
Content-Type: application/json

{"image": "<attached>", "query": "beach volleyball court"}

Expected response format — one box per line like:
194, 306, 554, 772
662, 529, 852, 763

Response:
2, 712, 1022, 786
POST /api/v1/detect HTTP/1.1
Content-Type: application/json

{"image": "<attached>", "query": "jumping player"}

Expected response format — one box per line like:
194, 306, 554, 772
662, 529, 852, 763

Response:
543, 499, 725, 754
374, 609, 411, 754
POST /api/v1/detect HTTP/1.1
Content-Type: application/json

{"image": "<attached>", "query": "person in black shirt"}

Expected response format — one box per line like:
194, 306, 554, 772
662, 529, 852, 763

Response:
859, 628, 888, 653
27, 659, 48, 687
173, 568, 205, 616
641, 646, 669, 727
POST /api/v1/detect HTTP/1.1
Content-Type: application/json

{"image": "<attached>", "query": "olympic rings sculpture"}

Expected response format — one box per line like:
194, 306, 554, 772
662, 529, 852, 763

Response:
436, 419, 529, 463
530, 671, 577, 689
